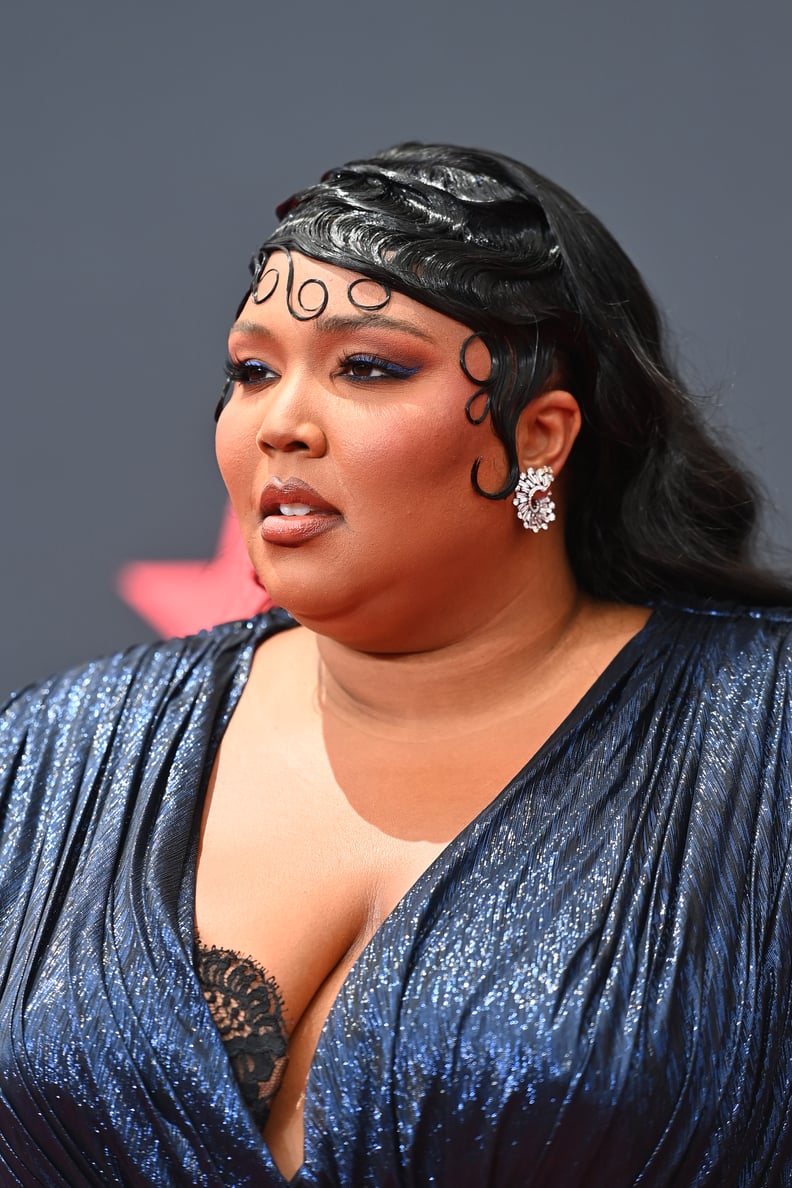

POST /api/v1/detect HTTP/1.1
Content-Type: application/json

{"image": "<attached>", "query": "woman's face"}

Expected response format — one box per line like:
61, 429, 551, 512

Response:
216, 250, 537, 650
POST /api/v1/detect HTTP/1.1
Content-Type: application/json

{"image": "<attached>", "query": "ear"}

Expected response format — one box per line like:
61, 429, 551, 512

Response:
514, 389, 581, 476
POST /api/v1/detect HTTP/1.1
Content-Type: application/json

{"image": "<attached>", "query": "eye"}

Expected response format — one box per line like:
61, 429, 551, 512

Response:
338, 354, 420, 381
224, 357, 278, 387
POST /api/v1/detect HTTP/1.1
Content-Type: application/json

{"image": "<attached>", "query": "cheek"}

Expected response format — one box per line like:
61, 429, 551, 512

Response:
356, 396, 506, 488
214, 410, 256, 501
339, 407, 468, 489
333, 397, 497, 525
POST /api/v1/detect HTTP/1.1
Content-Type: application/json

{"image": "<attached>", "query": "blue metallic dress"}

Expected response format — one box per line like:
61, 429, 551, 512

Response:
1, 603, 791, 1186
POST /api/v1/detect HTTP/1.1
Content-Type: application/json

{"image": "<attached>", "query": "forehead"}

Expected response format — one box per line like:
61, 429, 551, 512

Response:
232, 249, 468, 342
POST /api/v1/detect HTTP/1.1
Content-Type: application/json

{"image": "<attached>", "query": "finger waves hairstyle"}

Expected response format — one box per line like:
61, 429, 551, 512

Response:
242, 141, 789, 605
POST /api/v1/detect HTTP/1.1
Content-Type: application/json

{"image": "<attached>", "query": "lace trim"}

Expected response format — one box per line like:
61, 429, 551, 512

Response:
195, 938, 289, 1128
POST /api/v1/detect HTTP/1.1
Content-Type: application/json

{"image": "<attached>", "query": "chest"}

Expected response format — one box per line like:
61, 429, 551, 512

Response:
194, 704, 549, 1175
194, 707, 536, 1027
193, 612, 651, 1031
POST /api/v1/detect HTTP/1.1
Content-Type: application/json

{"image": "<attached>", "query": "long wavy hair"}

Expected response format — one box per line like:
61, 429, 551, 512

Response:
231, 141, 790, 605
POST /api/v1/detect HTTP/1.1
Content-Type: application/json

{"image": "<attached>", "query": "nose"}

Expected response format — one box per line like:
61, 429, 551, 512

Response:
255, 375, 328, 457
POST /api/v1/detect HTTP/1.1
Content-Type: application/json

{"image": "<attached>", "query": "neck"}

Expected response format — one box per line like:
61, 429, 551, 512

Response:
312, 568, 590, 735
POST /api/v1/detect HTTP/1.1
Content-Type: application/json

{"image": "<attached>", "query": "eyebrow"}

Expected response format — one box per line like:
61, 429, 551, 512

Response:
315, 313, 435, 342
229, 313, 435, 343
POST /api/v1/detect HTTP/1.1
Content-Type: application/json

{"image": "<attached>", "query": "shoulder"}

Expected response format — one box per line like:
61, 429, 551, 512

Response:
598, 601, 792, 794
0, 608, 296, 747
654, 599, 792, 675
642, 601, 792, 807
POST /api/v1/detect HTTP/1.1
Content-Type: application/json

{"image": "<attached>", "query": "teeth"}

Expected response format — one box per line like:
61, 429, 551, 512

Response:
279, 503, 314, 516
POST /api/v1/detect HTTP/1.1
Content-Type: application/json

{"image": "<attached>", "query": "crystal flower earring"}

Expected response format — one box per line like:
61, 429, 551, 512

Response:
512, 466, 556, 532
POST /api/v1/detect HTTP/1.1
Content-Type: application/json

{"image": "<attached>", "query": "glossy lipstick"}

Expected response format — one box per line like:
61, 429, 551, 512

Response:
259, 478, 342, 545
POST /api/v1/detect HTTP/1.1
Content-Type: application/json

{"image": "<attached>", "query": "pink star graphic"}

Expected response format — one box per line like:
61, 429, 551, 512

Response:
116, 502, 273, 636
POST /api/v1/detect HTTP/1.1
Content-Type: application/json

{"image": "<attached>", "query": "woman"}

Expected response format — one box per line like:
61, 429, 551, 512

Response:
1, 143, 791, 1186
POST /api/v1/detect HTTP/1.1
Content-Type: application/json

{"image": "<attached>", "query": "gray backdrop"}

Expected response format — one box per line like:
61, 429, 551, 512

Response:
1, 0, 790, 693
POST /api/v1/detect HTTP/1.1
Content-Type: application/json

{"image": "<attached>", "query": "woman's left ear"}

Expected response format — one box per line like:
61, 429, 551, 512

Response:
514, 389, 582, 476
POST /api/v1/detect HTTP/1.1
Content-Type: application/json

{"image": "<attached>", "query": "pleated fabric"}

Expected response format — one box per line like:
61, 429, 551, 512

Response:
0, 602, 791, 1187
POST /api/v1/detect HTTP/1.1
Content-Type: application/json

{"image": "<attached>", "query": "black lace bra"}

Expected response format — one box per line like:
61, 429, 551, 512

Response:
194, 939, 289, 1128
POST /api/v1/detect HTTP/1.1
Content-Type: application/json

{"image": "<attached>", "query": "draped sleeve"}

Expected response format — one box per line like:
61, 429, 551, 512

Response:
0, 614, 293, 1187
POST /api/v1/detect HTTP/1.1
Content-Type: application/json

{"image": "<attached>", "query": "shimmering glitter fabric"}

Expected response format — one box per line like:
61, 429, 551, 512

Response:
1, 603, 791, 1186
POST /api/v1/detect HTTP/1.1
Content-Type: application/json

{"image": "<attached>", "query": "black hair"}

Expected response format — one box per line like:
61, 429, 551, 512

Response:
230, 141, 791, 606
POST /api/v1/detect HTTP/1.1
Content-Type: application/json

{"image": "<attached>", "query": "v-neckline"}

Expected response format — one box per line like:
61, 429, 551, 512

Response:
187, 603, 666, 1185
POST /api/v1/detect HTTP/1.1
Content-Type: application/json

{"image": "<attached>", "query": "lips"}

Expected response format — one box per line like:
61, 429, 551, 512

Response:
259, 478, 342, 545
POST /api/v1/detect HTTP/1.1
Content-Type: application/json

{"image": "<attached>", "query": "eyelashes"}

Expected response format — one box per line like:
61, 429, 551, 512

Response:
223, 353, 420, 388
337, 353, 420, 381
223, 358, 276, 386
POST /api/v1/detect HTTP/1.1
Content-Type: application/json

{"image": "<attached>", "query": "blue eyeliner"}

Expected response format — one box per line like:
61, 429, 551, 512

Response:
343, 354, 420, 380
